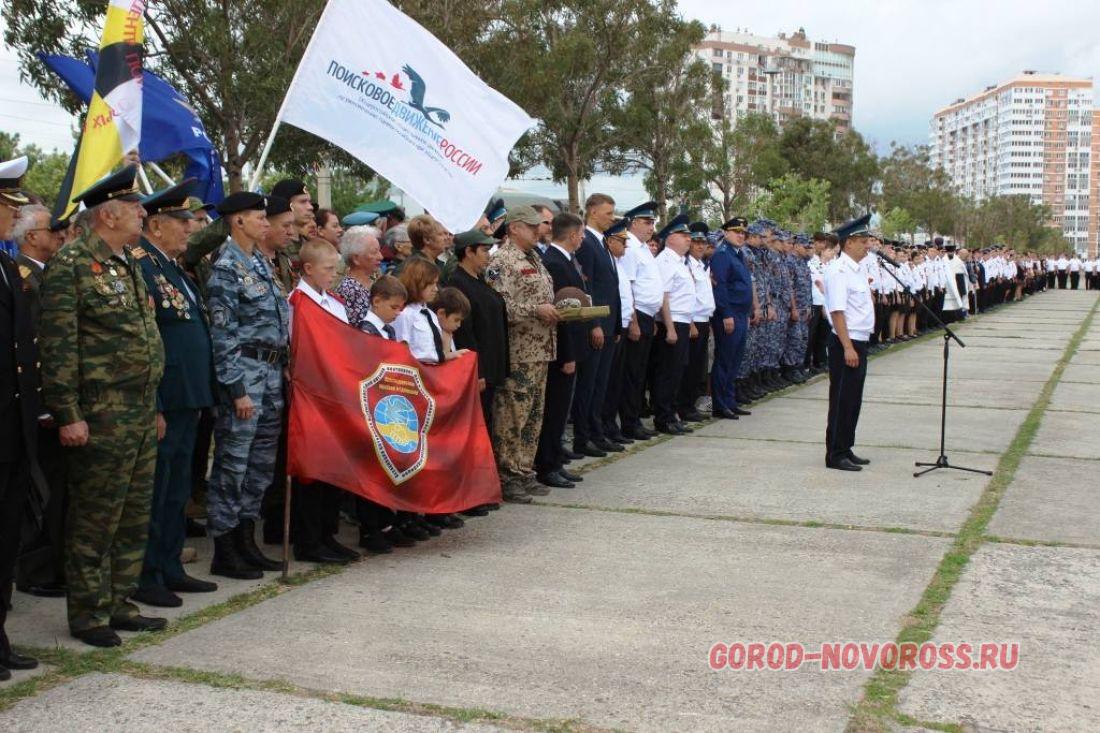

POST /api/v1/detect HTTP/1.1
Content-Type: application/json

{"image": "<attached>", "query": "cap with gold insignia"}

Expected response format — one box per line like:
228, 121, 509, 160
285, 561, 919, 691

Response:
73, 164, 142, 209
721, 216, 748, 231
656, 213, 691, 242
504, 205, 542, 226
623, 200, 659, 221
604, 218, 630, 239
216, 191, 267, 216
141, 178, 198, 219
0, 155, 30, 207
689, 222, 710, 241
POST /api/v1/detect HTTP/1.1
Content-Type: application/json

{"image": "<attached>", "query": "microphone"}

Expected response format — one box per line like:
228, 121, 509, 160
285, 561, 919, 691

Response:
873, 249, 901, 268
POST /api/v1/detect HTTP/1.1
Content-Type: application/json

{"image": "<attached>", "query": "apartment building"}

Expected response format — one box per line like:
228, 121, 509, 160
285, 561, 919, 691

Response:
693, 27, 855, 134
929, 72, 1095, 255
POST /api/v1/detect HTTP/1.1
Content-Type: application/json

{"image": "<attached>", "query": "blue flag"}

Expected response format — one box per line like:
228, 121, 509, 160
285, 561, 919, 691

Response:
39, 52, 224, 205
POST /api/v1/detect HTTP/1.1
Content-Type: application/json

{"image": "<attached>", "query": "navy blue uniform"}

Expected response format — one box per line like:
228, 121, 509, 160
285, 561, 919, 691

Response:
709, 242, 754, 412
571, 229, 620, 449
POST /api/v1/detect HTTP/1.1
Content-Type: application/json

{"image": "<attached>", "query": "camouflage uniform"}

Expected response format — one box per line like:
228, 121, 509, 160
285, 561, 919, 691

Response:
782, 253, 812, 367
38, 232, 164, 632
205, 239, 289, 538
486, 241, 555, 495
738, 246, 763, 378
764, 248, 791, 369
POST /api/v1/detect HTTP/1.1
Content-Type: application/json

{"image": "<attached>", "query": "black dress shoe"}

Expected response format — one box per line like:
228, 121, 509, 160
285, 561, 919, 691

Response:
0, 650, 38, 671
485, 503, 501, 511
186, 518, 207, 538
826, 457, 863, 472
675, 422, 694, 433
712, 409, 740, 420
558, 468, 583, 482
132, 586, 183, 608
109, 615, 168, 632
680, 410, 706, 423
72, 626, 122, 648
401, 522, 431, 541
359, 532, 394, 554
0, 666, 7, 680
620, 426, 650, 440
16, 581, 67, 598
537, 472, 575, 489
324, 536, 360, 560
460, 506, 490, 517
574, 442, 607, 458
732, 407, 752, 416
847, 451, 870, 465
384, 527, 417, 547
426, 513, 465, 529
561, 447, 583, 460
593, 437, 624, 453
654, 422, 684, 435
295, 546, 351, 564
607, 431, 634, 444
165, 574, 218, 594
412, 517, 442, 536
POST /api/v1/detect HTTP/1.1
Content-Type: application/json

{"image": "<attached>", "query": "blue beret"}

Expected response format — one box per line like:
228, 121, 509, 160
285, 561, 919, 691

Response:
342, 211, 380, 227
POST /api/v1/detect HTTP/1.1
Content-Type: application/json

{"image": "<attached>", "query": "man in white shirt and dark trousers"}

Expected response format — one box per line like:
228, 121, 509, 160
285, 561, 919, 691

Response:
824, 216, 875, 472
651, 215, 696, 435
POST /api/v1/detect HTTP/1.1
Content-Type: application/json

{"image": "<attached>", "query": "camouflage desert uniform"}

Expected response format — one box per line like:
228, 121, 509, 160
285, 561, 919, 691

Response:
781, 252, 812, 367
205, 239, 289, 537
38, 232, 164, 632
486, 241, 555, 494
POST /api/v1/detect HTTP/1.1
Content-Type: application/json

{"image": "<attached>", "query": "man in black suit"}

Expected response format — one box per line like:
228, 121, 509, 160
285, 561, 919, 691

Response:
10, 204, 68, 599
132, 181, 219, 607
571, 193, 622, 458
535, 213, 588, 489
0, 247, 43, 678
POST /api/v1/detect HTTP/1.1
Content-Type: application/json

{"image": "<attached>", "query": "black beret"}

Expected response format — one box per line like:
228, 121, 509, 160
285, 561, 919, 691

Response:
271, 179, 307, 201
217, 191, 267, 216
265, 195, 291, 217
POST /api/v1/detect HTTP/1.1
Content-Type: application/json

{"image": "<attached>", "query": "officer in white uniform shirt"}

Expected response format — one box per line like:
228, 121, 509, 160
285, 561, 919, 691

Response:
677, 223, 716, 421
1068, 255, 1082, 290
1055, 255, 1069, 289
617, 202, 664, 440
650, 215, 696, 435
823, 215, 875, 473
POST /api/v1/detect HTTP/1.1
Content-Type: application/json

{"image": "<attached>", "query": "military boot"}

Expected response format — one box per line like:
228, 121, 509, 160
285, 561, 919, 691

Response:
235, 519, 282, 571
210, 533, 263, 580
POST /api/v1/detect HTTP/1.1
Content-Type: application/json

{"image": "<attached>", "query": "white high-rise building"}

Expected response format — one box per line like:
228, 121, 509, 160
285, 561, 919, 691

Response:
929, 72, 1095, 255
693, 27, 855, 134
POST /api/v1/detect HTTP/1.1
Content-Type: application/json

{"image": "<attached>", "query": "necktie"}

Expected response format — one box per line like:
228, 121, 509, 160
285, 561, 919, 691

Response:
571, 253, 583, 279
383, 323, 396, 340
422, 308, 445, 362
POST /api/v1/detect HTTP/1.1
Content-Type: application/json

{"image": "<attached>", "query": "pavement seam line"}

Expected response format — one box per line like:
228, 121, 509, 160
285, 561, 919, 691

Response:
984, 534, 1100, 552
844, 292, 1100, 733
528, 500, 959, 540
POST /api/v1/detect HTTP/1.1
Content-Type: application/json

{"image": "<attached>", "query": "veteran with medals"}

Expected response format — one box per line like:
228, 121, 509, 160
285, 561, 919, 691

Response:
132, 180, 218, 607
38, 165, 167, 647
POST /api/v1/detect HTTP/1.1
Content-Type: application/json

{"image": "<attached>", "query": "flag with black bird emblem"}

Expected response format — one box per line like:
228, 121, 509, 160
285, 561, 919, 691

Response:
54, 0, 144, 220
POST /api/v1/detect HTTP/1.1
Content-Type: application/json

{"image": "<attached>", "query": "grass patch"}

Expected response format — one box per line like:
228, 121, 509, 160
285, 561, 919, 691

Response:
845, 292, 1099, 733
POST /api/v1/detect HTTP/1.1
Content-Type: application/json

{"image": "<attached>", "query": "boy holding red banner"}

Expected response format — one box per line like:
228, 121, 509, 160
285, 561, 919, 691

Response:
289, 241, 359, 564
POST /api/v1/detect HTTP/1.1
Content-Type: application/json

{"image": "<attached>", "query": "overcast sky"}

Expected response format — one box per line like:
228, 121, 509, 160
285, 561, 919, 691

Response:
3, 2, 1099, 157
678, 0, 1100, 152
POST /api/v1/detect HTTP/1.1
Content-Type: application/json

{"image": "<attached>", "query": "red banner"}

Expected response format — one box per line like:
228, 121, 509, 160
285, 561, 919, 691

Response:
287, 294, 501, 512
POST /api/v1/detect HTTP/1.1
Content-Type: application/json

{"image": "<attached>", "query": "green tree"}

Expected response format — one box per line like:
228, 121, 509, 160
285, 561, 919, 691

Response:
0, 132, 72, 206
605, 13, 710, 215
777, 117, 877, 221
878, 143, 959, 236
880, 206, 916, 240
749, 173, 829, 233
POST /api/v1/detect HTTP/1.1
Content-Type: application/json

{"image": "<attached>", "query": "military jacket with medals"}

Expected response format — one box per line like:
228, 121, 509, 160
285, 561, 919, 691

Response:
38, 231, 165, 427
206, 237, 290, 400
133, 238, 216, 412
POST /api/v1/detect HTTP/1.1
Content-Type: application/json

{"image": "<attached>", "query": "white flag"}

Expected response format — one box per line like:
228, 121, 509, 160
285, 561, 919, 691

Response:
278, 0, 535, 233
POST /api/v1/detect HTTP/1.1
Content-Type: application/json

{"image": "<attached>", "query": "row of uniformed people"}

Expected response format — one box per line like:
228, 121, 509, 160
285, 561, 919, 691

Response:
1044, 255, 1099, 290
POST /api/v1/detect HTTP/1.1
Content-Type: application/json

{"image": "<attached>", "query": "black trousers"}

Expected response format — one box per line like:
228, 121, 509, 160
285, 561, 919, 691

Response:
619, 312, 655, 430
825, 334, 868, 464
809, 308, 829, 367
1070, 272, 1080, 290
652, 322, 691, 427
294, 480, 344, 552
16, 425, 66, 589
678, 321, 711, 415
601, 337, 625, 436
1057, 271, 1068, 289
262, 404, 293, 543
535, 364, 576, 476
571, 319, 615, 447
1, 456, 31, 627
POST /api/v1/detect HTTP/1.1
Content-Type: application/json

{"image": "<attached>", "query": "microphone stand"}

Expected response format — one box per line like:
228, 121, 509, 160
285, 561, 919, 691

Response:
870, 250, 992, 479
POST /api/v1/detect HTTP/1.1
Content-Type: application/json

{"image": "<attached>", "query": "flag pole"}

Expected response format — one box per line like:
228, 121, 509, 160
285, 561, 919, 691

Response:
281, 473, 293, 582
146, 160, 176, 185
136, 164, 155, 194
246, 0, 336, 192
